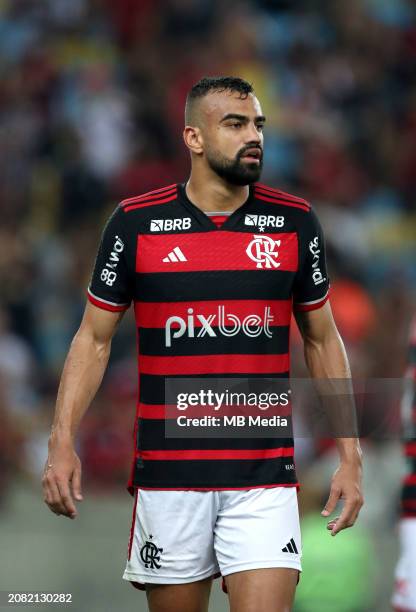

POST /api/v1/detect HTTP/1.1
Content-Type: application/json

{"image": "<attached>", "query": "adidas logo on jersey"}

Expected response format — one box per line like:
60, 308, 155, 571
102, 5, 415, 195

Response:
163, 247, 187, 263
244, 214, 285, 230
150, 218, 191, 232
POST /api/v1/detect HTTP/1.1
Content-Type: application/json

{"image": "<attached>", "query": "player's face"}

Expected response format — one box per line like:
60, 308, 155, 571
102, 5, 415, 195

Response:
201, 92, 265, 185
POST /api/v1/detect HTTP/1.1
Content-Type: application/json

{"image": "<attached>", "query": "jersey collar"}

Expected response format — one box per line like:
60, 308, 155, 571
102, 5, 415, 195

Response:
177, 182, 255, 231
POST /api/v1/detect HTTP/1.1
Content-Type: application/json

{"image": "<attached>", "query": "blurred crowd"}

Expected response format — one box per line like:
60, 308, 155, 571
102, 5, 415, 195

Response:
0, 0, 415, 539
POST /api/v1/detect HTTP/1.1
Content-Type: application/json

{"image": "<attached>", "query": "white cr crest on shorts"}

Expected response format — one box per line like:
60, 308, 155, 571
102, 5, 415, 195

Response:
246, 235, 281, 269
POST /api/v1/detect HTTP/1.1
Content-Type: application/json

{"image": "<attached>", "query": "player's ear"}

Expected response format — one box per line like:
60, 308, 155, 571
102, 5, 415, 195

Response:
183, 126, 204, 155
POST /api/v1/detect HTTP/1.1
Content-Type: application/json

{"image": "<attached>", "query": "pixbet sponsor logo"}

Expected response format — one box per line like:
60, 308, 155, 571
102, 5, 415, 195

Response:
165, 305, 274, 347
244, 214, 284, 231
150, 218, 191, 232
309, 236, 326, 286
100, 235, 124, 286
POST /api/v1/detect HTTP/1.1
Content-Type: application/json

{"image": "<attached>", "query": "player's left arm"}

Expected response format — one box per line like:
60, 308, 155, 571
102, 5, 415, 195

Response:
294, 301, 364, 535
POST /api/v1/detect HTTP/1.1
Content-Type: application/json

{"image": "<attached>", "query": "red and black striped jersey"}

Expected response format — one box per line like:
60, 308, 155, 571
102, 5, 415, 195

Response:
401, 315, 416, 517
87, 182, 330, 493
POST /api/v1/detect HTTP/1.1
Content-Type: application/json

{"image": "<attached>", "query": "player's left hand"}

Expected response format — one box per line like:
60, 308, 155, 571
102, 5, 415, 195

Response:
321, 460, 363, 536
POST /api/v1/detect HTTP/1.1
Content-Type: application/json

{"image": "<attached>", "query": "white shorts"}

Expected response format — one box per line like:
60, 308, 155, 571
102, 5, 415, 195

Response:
123, 486, 302, 588
392, 518, 416, 611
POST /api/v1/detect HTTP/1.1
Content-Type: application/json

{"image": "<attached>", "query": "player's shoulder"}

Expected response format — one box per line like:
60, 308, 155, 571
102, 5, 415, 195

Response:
119, 183, 179, 214
254, 183, 311, 214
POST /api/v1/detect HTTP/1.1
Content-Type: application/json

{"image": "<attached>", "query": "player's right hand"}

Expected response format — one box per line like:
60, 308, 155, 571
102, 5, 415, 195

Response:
42, 439, 83, 519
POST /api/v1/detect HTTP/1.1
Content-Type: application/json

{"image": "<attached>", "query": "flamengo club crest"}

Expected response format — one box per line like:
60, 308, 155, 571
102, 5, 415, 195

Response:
246, 235, 281, 269
140, 535, 163, 569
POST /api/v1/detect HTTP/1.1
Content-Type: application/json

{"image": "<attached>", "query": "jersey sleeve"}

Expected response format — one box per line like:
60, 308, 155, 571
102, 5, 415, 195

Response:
87, 205, 132, 312
292, 205, 330, 312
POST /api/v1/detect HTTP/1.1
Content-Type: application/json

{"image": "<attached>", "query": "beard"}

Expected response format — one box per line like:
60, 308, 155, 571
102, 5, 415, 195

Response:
205, 146, 263, 186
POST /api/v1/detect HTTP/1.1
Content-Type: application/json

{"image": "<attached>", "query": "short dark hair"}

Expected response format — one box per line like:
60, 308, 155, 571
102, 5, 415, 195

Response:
188, 76, 253, 100
185, 76, 254, 124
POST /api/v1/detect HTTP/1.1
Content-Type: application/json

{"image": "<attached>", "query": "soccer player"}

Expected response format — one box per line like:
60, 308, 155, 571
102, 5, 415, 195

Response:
42, 76, 363, 612
392, 314, 416, 612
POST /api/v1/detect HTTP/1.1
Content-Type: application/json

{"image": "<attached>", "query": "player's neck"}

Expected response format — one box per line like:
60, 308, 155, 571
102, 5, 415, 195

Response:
186, 171, 250, 213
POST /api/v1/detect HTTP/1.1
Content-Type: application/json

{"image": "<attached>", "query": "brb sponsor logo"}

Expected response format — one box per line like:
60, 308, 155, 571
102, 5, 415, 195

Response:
165, 305, 274, 347
100, 235, 124, 286
150, 218, 191, 232
244, 214, 284, 231
309, 236, 326, 286
246, 235, 281, 269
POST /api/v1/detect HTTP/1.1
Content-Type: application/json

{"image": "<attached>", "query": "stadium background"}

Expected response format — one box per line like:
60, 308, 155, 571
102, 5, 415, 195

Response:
0, 0, 415, 610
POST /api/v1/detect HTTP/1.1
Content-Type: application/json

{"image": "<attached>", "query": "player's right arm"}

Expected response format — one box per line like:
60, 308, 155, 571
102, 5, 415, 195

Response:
43, 204, 133, 519
42, 303, 126, 519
